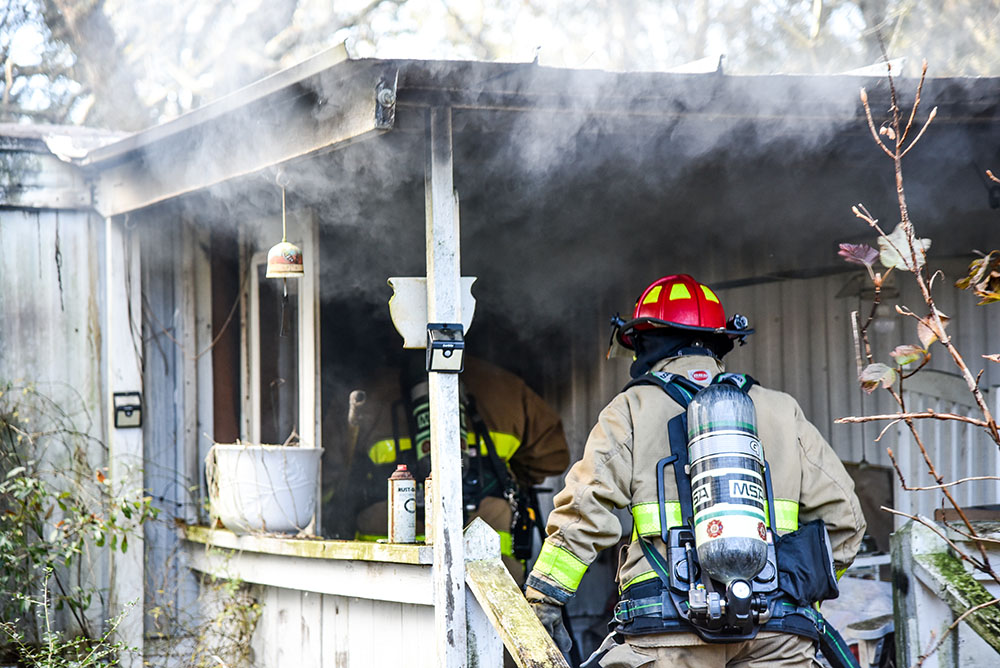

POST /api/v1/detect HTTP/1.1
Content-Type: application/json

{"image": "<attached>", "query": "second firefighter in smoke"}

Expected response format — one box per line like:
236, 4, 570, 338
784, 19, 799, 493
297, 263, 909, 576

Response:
324, 354, 570, 583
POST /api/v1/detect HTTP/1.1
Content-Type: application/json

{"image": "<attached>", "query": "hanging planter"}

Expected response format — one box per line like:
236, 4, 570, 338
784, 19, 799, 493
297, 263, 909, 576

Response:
206, 441, 322, 535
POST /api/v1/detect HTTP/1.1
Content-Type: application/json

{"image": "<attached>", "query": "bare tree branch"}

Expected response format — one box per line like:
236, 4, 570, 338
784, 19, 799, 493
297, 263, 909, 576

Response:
836, 412, 990, 428
880, 507, 987, 571
916, 598, 1000, 667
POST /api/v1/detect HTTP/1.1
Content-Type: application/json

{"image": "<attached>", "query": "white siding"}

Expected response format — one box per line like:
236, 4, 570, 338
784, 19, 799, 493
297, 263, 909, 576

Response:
0, 208, 110, 629
247, 587, 436, 668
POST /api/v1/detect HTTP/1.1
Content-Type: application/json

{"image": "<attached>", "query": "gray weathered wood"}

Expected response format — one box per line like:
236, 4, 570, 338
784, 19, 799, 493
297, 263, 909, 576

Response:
87, 58, 396, 217
184, 539, 434, 604
105, 215, 145, 666
0, 150, 90, 209
424, 105, 467, 667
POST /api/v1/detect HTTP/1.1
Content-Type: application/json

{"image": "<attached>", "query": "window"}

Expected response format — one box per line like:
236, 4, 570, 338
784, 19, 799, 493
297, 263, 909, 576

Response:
243, 211, 318, 450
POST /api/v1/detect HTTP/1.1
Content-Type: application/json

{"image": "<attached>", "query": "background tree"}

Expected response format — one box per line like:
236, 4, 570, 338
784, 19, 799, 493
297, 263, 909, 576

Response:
2, 1, 1000, 129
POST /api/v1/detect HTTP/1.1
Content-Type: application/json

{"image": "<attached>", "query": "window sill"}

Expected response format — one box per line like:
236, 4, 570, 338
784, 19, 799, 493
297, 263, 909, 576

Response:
182, 524, 434, 565
180, 524, 435, 604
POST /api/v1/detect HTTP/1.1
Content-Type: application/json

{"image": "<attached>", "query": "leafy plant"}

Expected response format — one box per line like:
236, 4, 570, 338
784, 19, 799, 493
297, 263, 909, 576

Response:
188, 576, 262, 668
0, 573, 135, 667
0, 381, 158, 661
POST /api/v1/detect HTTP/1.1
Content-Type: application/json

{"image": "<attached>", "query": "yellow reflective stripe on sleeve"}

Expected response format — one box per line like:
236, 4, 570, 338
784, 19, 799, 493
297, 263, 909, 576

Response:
475, 432, 522, 461
765, 499, 799, 533
534, 541, 588, 593
836, 567, 847, 581
619, 569, 658, 593
497, 531, 513, 558
631, 499, 798, 535
632, 502, 682, 537
368, 438, 412, 465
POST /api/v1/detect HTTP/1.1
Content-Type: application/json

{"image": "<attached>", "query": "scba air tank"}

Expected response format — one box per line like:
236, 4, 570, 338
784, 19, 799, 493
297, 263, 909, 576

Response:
687, 383, 768, 585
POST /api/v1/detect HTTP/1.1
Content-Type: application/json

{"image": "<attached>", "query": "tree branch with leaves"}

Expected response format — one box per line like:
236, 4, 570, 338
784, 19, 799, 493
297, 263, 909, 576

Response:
834, 55, 1000, 665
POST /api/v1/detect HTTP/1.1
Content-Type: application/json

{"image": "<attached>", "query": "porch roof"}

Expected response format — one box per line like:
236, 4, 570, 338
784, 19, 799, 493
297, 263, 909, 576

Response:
76, 53, 1000, 298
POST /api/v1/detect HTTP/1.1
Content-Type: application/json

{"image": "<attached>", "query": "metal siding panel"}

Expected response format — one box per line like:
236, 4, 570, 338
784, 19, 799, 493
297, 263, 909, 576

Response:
757, 282, 783, 389
780, 281, 806, 406
827, 276, 864, 463
807, 276, 831, 439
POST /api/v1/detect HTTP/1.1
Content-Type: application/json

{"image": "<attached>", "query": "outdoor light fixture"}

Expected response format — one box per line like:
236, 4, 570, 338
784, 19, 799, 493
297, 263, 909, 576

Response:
113, 392, 142, 428
266, 170, 304, 280
426, 323, 464, 373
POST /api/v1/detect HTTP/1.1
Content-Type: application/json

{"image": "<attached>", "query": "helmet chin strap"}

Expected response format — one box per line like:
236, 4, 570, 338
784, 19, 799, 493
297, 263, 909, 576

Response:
673, 343, 718, 359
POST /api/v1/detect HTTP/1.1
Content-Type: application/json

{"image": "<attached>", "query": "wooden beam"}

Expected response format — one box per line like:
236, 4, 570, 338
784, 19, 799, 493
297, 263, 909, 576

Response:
183, 540, 434, 605
104, 215, 144, 666
425, 106, 467, 667
0, 150, 90, 210
464, 518, 567, 668
465, 560, 569, 668
182, 525, 433, 565
88, 61, 397, 217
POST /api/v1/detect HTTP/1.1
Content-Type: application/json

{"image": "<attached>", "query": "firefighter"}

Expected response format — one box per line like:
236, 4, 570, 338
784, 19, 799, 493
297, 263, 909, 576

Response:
329, 354, 570, 583
525, 274, 866, 667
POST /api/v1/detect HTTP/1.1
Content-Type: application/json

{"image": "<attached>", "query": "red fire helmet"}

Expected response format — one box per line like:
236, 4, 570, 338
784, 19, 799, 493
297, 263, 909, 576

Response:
614, 274, 753, 350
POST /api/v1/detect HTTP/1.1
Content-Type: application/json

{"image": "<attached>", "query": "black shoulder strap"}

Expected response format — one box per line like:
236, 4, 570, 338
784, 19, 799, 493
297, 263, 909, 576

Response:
711, 372, 759, 393
626, 372, 700, 538
466, 394, 517, 499
624, 371, 704, 409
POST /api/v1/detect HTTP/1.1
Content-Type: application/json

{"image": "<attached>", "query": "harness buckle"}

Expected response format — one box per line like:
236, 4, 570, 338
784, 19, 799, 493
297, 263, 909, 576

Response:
659, 590, 674, 620
613, 600, 631, 624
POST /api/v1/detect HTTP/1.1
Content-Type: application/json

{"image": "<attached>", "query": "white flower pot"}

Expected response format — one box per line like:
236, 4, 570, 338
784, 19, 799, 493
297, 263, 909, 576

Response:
207, 444, 322, 535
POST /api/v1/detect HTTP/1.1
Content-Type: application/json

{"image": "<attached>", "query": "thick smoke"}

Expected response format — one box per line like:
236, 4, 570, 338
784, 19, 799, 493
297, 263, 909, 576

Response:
129, 51, 1000, 375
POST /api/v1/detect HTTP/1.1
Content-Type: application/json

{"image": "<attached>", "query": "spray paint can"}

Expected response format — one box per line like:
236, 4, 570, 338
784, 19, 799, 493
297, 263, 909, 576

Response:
423, 473, 434, 545
388, 464, 416, 543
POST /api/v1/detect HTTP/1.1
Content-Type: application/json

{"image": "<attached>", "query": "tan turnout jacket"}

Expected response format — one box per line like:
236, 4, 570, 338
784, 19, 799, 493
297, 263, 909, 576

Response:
527, 355, 865, 631
343, 357, 570, 581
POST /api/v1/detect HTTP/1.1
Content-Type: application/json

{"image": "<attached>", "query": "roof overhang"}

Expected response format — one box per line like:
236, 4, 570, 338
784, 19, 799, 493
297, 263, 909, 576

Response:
80, 50, 1000, 219
82, 45, 400, 217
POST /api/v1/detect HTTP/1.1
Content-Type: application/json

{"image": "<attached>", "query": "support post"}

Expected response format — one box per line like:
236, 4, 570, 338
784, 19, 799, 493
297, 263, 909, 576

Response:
104, 215, 144, 666
425, 106, 467, 667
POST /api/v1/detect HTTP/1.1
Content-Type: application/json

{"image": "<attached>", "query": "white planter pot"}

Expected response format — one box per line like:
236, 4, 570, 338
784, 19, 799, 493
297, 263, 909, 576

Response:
207, 444, 322, 535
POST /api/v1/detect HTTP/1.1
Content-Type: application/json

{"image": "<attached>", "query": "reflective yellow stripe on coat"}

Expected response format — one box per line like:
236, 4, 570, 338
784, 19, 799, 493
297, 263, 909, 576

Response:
369, 432, 522, 465
630, 499, 799, 537
622, 499, 800, 592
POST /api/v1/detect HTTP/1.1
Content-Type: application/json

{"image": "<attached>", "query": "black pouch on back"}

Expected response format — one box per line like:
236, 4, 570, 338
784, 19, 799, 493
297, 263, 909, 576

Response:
775, 519, 840, 605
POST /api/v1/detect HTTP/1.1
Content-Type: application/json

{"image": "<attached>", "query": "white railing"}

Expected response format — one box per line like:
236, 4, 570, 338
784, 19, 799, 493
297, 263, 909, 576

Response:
892, 519, 1000, 668
180, 519, 566, 668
